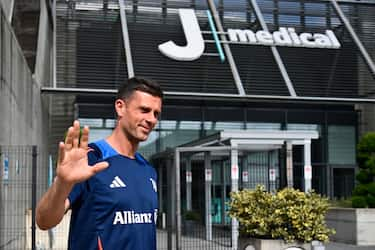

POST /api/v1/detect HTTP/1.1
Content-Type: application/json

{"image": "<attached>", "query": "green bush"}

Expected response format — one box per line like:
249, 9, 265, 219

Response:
352, 196, 367, 208
368, 182, 375, 196
356, 170, 373, 184
329, 198, 352, 208
352, 184, 368, 196
183, 210, 200, 221
367, 194, 375, 207
228, 185, 335, 243
352, 132, 375, 208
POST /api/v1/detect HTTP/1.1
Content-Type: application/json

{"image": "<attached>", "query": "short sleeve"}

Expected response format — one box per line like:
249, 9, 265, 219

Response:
68, 182, 86, 206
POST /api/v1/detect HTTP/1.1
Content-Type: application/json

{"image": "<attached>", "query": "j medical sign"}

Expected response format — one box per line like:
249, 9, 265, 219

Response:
158, 9, 341, 61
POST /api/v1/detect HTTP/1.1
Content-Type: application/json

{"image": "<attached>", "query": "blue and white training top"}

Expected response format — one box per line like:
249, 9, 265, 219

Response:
67, 139, 158, 250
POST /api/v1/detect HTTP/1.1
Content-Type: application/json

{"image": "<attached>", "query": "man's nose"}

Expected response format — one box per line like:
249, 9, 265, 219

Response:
146, 113, 158, 125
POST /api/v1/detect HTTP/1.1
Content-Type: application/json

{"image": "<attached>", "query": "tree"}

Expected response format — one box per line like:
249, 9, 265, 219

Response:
352, 132, 375, 208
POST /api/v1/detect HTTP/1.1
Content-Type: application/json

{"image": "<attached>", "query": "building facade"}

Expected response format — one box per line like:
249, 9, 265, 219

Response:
50, 0, 375, 198
48, 2, 375, 245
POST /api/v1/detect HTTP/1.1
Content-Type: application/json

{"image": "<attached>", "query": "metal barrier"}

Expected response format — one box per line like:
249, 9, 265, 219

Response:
0, 146, 37, 250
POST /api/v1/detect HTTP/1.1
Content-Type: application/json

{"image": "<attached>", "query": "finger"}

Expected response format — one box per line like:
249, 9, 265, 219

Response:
57, 142, 65, 165
65, 127, 74, 150
80, 126, 89, 149
72, 120, 80, 148
91, 161, 109, 175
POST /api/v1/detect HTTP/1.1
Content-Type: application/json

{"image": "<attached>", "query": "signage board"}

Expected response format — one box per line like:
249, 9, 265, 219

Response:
205, 168, 212, 182
269, 168, 276, 181
186, 170, 192, 183
242, 171, 249, 182
3, 156, 9, 182
159, 9, 341, 61
304, 165, 312, 180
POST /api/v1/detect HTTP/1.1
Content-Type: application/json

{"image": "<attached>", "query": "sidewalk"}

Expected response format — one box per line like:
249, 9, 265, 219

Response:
326, 242, 375, 250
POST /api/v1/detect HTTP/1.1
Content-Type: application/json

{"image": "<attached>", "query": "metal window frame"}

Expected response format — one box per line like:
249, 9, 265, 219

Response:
118, 0, 134, 78
40, 87, 375, 103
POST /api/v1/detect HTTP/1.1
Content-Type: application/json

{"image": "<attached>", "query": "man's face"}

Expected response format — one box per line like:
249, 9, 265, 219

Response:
116, 90, 162, 143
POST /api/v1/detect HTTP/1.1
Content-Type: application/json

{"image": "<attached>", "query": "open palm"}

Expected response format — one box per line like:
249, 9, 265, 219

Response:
56, 121, 108, 185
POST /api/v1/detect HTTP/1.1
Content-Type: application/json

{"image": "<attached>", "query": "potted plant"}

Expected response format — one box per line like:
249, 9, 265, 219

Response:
228, 185, 335, 250
183, 210, 200, 235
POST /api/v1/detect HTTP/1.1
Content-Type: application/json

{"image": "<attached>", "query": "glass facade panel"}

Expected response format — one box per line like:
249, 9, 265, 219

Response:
205, 121, 244, 136
214, 122, 244, 130
139, 131, 159, 159
104, 119, 116, 128
212, 161, 222, 185
328, 125, 356, 165
88, 128, 112, 142
156, 120, 203, 153
246, 122, 281, 130
287, 124, 320, 133
78, 118, 103, 128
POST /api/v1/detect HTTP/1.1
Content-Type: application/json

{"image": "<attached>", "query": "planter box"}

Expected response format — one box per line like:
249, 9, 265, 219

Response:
326, 207, 375, 246
183, 220, 198, 236
238, 237, 311, 250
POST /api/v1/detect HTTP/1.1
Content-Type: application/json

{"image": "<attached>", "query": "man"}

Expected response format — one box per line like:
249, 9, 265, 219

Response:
36, 77, 163, 250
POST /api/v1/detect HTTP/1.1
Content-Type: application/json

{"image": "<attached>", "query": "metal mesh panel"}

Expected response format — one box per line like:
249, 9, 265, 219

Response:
232, 45, 290, 96
278, 44, 359, 98
179, 157, 232, 250
220, 0, 375, 98
56, 0, 375, 100
259, 0, 358, 98
0, 146, 48, 250
0, 146, 33, 250
56, 5, 127, 89
221, 0, 290, 96
338, 2, 375, 96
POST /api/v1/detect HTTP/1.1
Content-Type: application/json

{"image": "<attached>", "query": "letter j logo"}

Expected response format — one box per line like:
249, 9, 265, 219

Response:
158, 9, 204, 61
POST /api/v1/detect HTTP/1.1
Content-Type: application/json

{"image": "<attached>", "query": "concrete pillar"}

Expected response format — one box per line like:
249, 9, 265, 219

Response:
166, 157, 174, 250
220, 160, 226, 225
286, 141, 293, 188
157, 164, 165, 228
304, 139, 312, 192
175, 150, 182, 250
204, 152, 212, 241
185, 156, 192, 211
230, 147, 239, 250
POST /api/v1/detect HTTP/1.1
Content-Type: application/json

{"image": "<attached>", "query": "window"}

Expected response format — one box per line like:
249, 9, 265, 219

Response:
328, 125, 356, 165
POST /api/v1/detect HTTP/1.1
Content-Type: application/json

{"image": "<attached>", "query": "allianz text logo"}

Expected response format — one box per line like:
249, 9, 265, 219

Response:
113, 209, 158, 225
113, 210, 152, 225
158, 9, 341, 61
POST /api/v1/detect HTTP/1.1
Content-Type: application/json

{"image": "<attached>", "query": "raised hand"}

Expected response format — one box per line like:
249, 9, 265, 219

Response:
56, 120, 108, 185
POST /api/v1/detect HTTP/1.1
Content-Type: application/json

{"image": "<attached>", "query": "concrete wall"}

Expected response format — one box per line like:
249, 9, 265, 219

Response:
326, 208, 375, 246
0, 0, 14, 22
0, 3, 50, 148
34, 0, 53, 87
0, 1, 52, 248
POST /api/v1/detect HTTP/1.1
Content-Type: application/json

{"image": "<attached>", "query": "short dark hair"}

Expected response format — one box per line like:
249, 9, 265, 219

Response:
117, 77, 163, 100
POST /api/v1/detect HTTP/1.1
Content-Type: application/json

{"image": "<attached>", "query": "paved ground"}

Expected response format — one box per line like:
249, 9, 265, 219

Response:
157, 229, 375, 250
326, 242, 375, 250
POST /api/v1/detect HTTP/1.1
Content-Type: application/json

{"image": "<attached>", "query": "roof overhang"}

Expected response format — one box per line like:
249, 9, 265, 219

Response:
152, 129, 319, 160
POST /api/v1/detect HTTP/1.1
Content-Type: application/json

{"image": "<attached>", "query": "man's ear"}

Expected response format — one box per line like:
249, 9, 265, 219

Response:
115, 99, 126, 117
